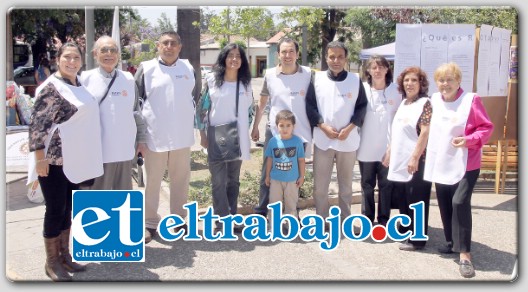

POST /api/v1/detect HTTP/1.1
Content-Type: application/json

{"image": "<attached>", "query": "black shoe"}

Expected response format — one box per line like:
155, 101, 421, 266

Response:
399, 242, 424, 251
438, 242, 454, 254
145, 228, 157, 244
459, 259, 476, 278
233, 225, 244, 234
173, 224, 188, 236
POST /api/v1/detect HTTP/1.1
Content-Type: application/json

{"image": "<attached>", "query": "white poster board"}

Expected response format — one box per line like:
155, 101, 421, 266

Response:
476, 24, 493, 96
421, 24, 449, 94
488, 27, 502, 96
448, 24, 476, 92
498, 27, 512, 96
394, 24, 422, 83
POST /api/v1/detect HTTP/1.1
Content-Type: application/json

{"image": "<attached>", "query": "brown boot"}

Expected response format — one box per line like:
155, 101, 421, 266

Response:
59, 229, 87, 272
44, 237, 72, 281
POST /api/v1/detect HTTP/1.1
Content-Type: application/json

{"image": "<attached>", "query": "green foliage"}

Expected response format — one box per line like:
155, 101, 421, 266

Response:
299, 170, 314, 199
156, 12, 175, 34
188, 176, 213, 207
344, 6, 518, 67
208, 7, 275, 44
121, 47, 131, 60
279, 7, 349, 69
186, 148, 314, 208
127, 39, 157, 66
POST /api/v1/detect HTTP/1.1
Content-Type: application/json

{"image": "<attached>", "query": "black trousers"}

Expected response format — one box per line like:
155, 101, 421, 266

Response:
255, 126, 274, 216
38, 165, 79, 238
435, 169, 480, 253
359, 161, 393, 225
393, 159, 432, 247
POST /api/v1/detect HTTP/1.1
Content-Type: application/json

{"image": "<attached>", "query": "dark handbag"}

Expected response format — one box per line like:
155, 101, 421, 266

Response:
206, 79, 241, 162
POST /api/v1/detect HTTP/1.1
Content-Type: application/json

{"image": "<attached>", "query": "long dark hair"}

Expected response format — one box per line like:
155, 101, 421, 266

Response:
213, 43, 251, 89
364, 55, 392, 87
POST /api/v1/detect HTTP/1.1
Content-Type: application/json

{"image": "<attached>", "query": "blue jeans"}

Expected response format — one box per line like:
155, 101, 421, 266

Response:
209, 159, 243, 217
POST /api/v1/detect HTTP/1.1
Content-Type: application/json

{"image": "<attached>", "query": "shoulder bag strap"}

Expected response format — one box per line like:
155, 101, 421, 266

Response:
235, 76, 240, 118
98, 71, 118, 105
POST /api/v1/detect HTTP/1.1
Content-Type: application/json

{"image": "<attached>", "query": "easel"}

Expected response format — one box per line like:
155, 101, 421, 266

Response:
495, 79, 517, 194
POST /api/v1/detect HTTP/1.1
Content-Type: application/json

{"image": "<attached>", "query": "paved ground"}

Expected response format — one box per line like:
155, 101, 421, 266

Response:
5, 169, 518, 282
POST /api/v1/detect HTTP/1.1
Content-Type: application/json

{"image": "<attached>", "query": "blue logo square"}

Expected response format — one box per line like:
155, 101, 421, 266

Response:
72, 190, 145, 262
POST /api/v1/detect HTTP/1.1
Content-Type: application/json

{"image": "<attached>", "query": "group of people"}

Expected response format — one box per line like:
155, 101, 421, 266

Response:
28, 30, 493, 282
350, 53, 491, 280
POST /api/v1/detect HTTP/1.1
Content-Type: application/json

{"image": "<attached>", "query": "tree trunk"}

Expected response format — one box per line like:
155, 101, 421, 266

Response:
320, 9, 338, 71
177, 7, 202, 104
32, 37, 48, 69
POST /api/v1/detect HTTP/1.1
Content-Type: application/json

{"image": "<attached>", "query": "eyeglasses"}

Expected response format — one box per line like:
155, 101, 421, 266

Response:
100, 46, 118, 54
160, 40, 179, 47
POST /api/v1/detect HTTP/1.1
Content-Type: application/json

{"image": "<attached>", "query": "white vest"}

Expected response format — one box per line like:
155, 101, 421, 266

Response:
206, 74, 253, 160
141, 59, 195, 151
80, 69, 136, 163
265, 66, 312, 157
424, 92, 474, 184
28, 76, 104, 184
387, 97, 429, 182
357, 82, 402, 162
312, 71, 360, 152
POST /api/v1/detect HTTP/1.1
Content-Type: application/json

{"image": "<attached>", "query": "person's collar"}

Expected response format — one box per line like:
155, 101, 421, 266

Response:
276, 63, 302, 76
440, 88, 464, 102
158, 57, 179, 67
97, 67, 116, 79
326, 69, 347, 81
54, 73, 81, 86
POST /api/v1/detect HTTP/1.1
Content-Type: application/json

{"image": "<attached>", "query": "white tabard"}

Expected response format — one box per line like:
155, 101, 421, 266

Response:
28, 76, 104, 184
80, 69, 137, 163
387, 97, 429, 182
265, 66, 312, 157
357, 82, 401, 162
423, 92, 474, 185
312, 71, 360, 152
141, 58, 195, 152
206, 74, 253, 160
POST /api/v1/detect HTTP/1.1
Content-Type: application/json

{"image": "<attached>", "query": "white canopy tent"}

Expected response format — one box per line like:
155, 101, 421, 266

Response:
359, 42, 395, 61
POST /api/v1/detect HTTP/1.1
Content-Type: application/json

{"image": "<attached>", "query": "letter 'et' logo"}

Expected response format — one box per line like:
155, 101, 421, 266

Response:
72, 190, 145, 262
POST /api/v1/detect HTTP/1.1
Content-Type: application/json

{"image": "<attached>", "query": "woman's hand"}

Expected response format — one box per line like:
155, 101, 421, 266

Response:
451, 136, 467, 148
382, 148, 391, 168
36, 159, 49, 177
407, 156, 419, 175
